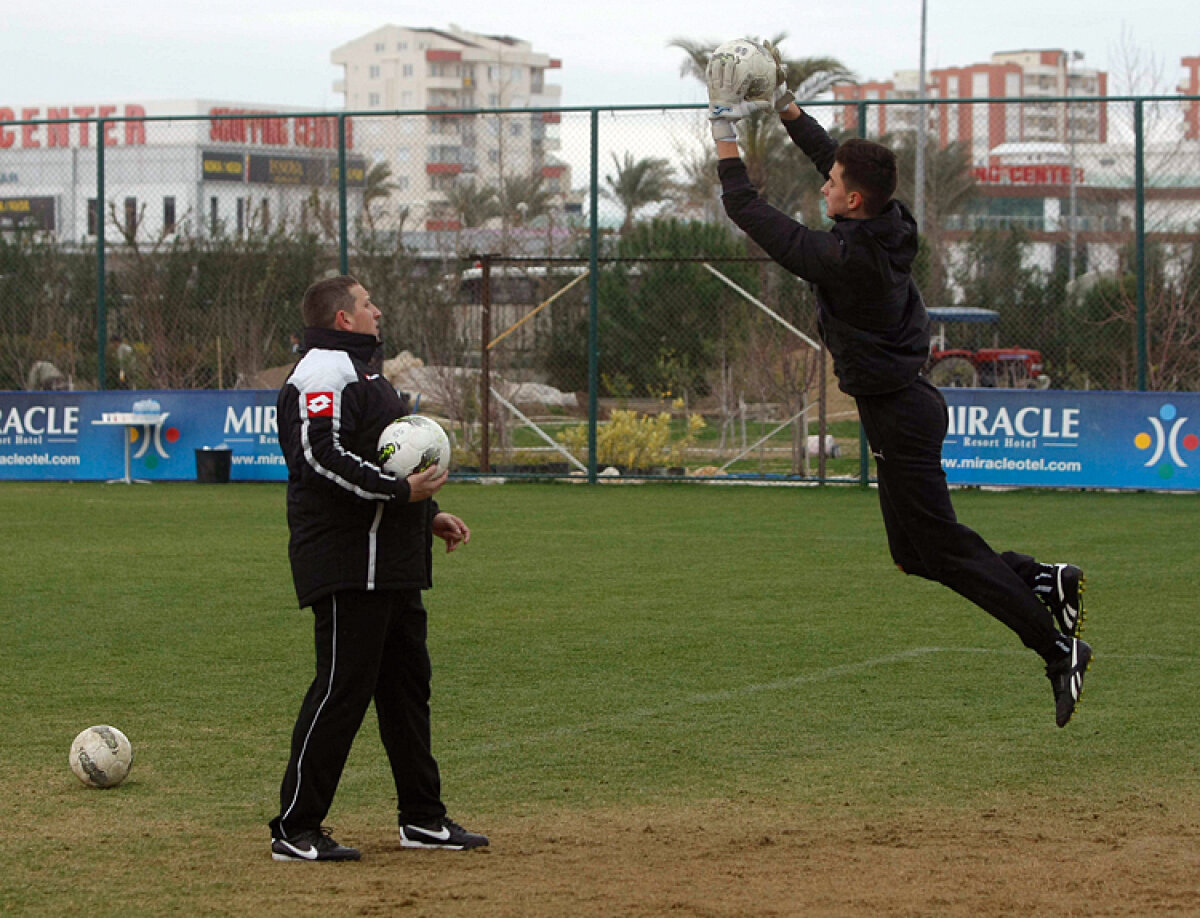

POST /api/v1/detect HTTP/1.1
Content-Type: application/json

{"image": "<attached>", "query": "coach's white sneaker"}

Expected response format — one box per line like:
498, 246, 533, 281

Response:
400, 817, 489, 850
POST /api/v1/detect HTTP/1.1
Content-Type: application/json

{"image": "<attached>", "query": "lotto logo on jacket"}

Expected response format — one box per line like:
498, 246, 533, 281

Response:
302, 392, 334, 417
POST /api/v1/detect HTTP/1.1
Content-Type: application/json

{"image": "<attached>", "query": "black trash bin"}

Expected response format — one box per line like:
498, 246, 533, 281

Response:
195, 447, 232, 484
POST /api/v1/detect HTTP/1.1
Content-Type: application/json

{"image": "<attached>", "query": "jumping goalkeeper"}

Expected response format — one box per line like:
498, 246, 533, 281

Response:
707, 41, 1091, 727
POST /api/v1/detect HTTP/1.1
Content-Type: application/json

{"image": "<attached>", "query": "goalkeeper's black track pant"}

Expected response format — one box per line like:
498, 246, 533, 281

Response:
855, 375, 1067, 662
270, 588, 446, 839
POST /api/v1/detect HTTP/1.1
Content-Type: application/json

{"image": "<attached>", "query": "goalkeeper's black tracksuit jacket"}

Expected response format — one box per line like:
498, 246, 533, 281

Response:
270, 325, 448, 841
719, 111, 1066, 663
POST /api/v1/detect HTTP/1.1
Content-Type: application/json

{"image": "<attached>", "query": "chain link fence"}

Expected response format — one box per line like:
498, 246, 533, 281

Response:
1, 96, 1197, 478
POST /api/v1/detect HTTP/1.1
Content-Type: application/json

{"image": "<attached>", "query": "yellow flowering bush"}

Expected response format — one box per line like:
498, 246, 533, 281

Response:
557, 402, 706, 471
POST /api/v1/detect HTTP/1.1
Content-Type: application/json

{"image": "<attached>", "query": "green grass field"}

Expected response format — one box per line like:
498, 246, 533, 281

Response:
3, 481, 1199, 915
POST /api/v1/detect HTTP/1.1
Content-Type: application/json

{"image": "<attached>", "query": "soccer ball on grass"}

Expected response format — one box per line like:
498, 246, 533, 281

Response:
70, 725, 134, 788
377, 415, 452, 477
709, 38, 778, 102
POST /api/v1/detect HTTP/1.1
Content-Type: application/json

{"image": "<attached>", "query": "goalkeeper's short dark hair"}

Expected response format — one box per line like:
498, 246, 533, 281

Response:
835, 138, 898, 217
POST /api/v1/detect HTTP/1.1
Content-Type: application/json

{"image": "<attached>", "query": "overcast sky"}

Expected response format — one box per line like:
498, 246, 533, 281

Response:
3, 1, 1198, 110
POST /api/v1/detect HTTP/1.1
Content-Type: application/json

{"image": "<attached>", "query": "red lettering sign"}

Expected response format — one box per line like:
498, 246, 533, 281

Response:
973, 165, 1084, 185
46, 107, 70, 146
73, 107, 94, 146
124, 105, 146, 146
0, 108, 13, 149
21, 108, 39, 148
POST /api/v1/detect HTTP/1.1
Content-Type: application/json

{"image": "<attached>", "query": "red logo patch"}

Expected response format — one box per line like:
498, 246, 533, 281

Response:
303, 392, 334, 417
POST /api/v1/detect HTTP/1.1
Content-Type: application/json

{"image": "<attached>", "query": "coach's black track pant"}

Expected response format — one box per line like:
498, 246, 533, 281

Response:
270, 588, 445, 839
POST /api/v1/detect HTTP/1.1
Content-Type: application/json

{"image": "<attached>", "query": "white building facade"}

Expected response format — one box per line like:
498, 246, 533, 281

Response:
330, 24, 566, 232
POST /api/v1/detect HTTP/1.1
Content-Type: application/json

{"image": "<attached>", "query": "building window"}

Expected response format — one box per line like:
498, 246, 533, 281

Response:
509, 122, 523, 137
124, 197, 137, 235
163, 196, 176, 234
374, 42, 385, 52
403, 64, 413, 77
369, 65, 381, 79
210, 196, 219, 235
397, 41, 407, 51
369, 92, 381, 107
87, 198, 98, 236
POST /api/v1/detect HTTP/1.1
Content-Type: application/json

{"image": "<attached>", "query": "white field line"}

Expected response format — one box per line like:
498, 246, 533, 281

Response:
458, 647, 941, 755
453, 644, 1196, 756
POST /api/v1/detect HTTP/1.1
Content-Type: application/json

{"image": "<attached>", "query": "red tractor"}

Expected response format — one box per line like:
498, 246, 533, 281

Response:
925, 307, 1050, 389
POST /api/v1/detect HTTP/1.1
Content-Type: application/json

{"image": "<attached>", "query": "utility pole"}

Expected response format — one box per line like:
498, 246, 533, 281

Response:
914, 0, 928, 231
1067, 50, 1083, 284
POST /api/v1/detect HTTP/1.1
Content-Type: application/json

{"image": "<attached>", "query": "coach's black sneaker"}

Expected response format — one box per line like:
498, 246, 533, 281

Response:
1035, 563, 1086, 637
1046, 638, 1092, 728
400, 817, 489, 850
271, 827, 361, 862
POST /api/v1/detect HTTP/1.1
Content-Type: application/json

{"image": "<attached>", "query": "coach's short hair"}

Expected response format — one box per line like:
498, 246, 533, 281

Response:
301, 275, 361, 329
834, 138, 898, 217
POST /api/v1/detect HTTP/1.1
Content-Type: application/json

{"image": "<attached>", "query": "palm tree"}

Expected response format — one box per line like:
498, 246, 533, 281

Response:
361, 162, 397, 234
670, 34, 850, 102
444, 178, 501, 228
497, 173, 554, 225
672, 143, 721, 221
603, 152, 675, 233
668, 34, 853, 207
892, 134, 978, 307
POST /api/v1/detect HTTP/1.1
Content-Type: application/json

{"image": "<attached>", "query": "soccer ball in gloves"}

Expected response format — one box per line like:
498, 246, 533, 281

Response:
710, 38, 777, 102
70, 725, 134, 788
377, 415, 452, 477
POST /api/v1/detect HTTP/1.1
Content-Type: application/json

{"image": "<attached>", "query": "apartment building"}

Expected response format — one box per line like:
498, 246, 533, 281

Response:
330, 24, 566, 233
834, 49, 1107, 160
1183, 56, 1200, 140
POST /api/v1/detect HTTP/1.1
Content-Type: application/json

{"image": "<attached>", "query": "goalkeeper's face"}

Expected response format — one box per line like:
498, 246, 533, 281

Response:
821, 163, 856, 219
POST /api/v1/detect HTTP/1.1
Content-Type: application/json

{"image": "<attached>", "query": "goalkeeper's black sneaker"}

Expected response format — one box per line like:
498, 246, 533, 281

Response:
271, 827, 361, 862
1046, 638, 1092, 728
1037, 563, 1086, 637
400, 817, 489, 850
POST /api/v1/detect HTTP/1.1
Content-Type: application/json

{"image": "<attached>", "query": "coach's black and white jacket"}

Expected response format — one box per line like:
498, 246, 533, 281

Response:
277, 326, 437, 608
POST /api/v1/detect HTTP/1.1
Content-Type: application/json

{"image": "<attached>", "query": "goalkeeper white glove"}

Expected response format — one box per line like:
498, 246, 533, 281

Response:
706, 50, 769, 142
762, 40, 795, 113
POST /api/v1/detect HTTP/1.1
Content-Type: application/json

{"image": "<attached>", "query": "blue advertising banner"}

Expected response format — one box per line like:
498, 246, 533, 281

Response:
941, 389, 1200, 490
2, 388, 1199, 490
0, 390, 287, 482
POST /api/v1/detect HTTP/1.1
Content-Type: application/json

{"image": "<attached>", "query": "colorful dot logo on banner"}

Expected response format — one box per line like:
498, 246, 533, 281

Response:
1135, 404, 1197, 479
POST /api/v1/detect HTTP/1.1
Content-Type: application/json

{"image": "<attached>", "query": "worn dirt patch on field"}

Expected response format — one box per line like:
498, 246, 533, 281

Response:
216, 798, 1200, 917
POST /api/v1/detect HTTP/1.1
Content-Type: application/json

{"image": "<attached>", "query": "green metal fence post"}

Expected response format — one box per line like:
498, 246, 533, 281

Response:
587, 108, 600, 484
96, 118, 107, 390
337, 114, 349, 276
857, 101, 870, 487
1134, 99, 1147, 391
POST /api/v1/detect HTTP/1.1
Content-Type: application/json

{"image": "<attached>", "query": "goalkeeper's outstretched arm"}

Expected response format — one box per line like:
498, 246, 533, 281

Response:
780, 106, 838, 179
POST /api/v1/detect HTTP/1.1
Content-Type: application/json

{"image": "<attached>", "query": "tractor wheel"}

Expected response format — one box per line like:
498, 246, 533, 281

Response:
928, 356, 979, 388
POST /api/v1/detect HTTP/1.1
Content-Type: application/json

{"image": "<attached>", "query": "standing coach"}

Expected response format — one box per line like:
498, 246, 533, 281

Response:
269, 275, 488, 861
